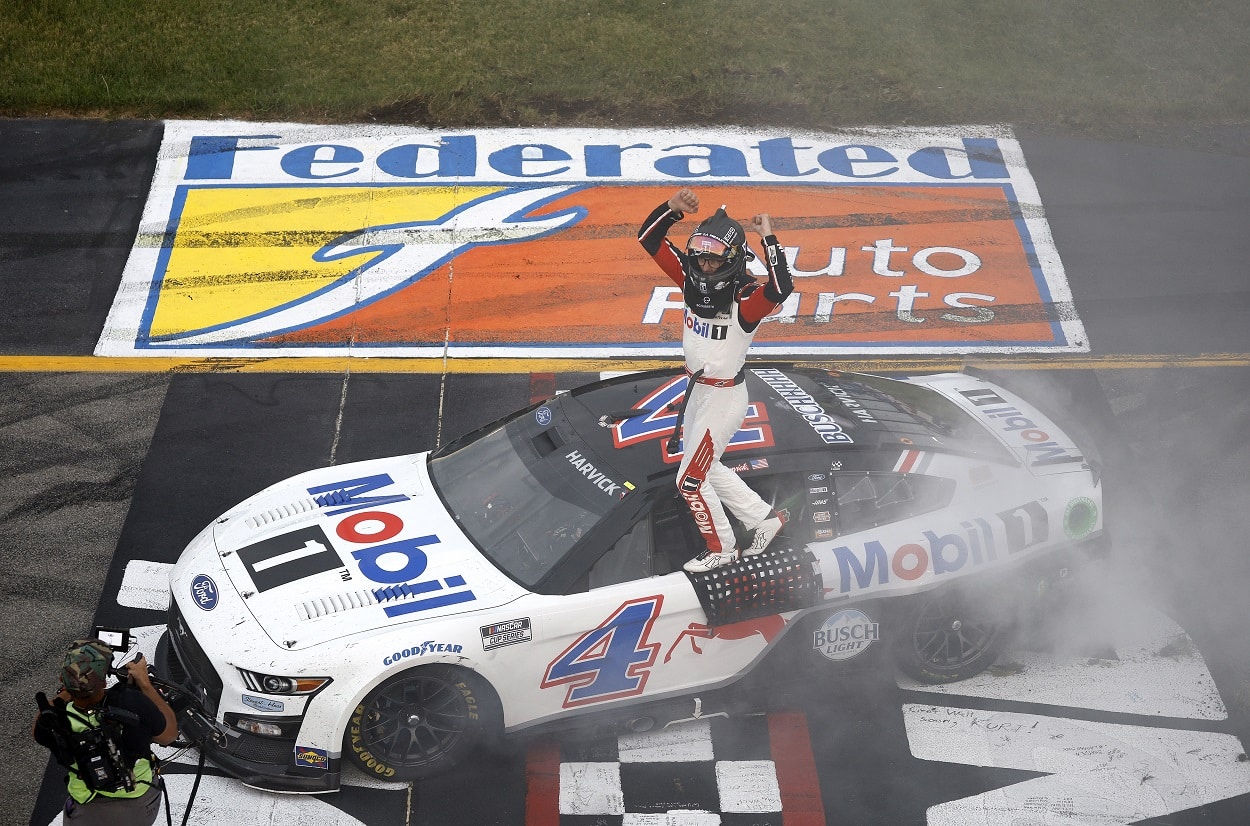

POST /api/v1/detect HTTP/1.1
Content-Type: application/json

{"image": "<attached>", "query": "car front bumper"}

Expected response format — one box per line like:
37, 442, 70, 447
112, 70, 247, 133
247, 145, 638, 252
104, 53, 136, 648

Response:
158, 610, 342, 793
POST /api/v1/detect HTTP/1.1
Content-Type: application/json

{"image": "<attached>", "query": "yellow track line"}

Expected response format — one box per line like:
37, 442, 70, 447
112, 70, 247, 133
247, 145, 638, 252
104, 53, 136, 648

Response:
1, 354, 1248, 374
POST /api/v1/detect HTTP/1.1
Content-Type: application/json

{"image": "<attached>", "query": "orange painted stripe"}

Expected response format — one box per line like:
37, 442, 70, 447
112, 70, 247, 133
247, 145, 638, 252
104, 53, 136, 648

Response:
769, 711, 826, 826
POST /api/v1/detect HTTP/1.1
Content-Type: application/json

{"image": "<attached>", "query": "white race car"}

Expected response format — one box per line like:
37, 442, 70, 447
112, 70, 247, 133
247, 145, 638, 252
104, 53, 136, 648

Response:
160, 365, 1105, 791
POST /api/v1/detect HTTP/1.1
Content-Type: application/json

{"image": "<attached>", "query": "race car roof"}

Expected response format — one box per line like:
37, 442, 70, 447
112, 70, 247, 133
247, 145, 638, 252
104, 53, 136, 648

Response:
546, 365, 1016, 483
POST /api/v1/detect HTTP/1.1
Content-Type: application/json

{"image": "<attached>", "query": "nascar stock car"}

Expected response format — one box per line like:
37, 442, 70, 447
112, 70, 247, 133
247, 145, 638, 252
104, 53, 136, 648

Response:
158, 364, 1106, 791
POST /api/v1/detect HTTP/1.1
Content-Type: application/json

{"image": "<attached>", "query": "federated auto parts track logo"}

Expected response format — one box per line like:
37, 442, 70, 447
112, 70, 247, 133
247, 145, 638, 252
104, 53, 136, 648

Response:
95, 122, 1087, 358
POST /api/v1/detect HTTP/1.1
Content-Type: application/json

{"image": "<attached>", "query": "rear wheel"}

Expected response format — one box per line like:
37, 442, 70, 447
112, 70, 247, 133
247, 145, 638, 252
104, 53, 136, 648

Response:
894, 588, 1005, 683
344, 665, 500, 781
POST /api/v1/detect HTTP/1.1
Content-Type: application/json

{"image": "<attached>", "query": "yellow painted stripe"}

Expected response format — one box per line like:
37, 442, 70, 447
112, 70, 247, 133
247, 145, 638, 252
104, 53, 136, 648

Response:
1, 354, 1248, 374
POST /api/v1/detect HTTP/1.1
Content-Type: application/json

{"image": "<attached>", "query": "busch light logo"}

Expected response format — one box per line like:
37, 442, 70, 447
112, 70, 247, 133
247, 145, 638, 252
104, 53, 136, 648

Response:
190, 574, 218, 611
813, 609, 879, 661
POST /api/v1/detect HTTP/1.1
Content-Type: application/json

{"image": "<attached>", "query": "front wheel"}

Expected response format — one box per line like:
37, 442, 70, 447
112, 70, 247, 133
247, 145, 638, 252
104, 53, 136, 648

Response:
344, 665, 501, 781
893, 587, 1006, 683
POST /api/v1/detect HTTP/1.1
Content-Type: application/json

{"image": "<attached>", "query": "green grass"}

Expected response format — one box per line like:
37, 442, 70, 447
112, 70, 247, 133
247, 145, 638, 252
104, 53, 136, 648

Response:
2, 0, 1247, 132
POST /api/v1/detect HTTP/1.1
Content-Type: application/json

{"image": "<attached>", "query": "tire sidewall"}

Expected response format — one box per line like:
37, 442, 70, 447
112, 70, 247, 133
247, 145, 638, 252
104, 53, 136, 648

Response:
345, 665, 500, 781
891, 588, 1005, 683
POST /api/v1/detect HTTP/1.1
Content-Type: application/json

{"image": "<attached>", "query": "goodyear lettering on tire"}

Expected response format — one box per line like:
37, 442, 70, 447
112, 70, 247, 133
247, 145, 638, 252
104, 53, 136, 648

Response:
348, 703, 396, 778
456, 680, 480, 721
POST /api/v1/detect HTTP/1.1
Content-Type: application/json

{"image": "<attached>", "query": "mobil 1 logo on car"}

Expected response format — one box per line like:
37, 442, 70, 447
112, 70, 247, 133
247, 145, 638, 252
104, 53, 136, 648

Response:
233, 472, 477, 618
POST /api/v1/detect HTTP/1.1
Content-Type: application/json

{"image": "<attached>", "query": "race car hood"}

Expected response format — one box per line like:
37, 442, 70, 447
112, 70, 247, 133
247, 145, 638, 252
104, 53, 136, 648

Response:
205, 452, 527, 650
913, 373, 1088, 475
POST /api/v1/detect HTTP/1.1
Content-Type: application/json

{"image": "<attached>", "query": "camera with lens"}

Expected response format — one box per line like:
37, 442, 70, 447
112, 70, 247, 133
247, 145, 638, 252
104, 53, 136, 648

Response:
65, 708, 137, 793
35, 690, 140, 794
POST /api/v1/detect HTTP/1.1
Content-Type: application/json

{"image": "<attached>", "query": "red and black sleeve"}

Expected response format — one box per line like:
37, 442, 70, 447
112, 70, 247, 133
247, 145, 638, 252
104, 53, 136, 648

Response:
638, 202, 687, 288
738, 236, 794, 328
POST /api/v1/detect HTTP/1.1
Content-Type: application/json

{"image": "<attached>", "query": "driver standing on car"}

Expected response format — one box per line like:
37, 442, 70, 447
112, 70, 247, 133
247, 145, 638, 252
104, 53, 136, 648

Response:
637, 188, 794, 572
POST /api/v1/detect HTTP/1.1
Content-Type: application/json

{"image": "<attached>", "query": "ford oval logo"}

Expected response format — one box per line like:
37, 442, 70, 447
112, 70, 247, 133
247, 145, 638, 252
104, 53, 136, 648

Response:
190, 574, 219, 611
535, 406, 553, 426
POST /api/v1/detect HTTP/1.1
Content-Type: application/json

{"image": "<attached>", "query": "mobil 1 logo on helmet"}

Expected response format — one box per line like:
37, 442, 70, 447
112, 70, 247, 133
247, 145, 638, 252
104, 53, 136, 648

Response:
235, 473, 475, 618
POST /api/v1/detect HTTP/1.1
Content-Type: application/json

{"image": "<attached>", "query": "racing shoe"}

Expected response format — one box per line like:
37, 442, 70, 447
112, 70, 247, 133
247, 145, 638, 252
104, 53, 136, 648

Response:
743, 515, 785, 557
683, 548, 740, 573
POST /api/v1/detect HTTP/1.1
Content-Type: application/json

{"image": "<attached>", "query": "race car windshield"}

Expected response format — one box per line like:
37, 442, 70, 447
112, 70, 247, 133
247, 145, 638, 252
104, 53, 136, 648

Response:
428, 408, 620, 588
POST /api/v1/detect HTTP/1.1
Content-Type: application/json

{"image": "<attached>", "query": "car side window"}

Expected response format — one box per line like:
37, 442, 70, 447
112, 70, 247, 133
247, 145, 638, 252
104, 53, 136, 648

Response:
833, 472, 954, 534
587, 492, 698, 588
588, 517, 654, 589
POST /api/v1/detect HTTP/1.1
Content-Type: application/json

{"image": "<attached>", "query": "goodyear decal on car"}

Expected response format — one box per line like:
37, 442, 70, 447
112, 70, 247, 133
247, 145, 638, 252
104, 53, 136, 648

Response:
382, 641, 464, 666
96, 123, 1086, 357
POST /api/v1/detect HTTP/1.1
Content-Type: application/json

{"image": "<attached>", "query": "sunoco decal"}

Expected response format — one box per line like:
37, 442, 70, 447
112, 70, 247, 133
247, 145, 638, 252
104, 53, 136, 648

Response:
813, 609, 880, 660
481, 618, 532, 650
294, 746, 330, 770
96, 123, 1085, 358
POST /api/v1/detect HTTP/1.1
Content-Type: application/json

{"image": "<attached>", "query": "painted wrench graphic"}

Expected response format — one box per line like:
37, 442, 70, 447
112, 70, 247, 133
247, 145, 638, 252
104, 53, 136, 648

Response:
156, 185, 585, 345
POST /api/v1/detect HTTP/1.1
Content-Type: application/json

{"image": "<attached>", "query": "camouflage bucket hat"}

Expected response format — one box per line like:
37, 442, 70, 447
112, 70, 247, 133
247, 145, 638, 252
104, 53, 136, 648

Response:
61, 639, 113, 696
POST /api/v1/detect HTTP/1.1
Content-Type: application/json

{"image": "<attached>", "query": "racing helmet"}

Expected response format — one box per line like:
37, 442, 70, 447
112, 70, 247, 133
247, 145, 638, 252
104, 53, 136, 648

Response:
683, 207, 755, 318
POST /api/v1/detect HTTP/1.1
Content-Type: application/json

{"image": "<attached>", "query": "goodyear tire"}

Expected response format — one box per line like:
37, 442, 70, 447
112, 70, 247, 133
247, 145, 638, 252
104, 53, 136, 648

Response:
893, 587, 1006, 683
345, 665, 501, 781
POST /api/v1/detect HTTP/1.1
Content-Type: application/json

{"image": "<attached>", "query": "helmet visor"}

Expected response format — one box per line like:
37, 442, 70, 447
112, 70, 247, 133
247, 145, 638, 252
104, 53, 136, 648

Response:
686, 234, 730, 270
690, 233, 730, 259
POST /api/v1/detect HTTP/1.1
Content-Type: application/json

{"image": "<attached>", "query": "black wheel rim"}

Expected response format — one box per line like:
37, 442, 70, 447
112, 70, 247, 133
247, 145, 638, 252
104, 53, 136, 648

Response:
912, 591, 998, 671
358, 672, 471, 769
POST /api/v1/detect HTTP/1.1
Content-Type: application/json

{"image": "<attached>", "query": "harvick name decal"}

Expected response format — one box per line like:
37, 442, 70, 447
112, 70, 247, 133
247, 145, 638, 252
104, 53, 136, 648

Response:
564, 449, 623, 496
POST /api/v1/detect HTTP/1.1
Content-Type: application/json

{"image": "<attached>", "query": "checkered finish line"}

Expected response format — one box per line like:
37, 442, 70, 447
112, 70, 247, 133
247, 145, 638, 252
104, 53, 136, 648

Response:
525, 712, 824, 826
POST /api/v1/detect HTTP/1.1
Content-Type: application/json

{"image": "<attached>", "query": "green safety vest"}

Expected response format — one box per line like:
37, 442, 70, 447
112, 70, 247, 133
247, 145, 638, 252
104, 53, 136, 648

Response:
63, 704, 156, 804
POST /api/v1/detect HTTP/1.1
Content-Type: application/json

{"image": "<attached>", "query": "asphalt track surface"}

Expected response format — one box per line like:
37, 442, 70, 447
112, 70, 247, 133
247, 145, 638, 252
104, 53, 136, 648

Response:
3, 119, 1250, 826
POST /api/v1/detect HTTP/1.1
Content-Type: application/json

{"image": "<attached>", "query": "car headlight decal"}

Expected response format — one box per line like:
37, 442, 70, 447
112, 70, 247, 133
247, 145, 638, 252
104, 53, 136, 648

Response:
238, 669, 332, 696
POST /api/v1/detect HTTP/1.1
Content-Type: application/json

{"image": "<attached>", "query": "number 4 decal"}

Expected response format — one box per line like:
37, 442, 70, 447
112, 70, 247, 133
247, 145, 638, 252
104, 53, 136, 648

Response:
542, 596, 664, 708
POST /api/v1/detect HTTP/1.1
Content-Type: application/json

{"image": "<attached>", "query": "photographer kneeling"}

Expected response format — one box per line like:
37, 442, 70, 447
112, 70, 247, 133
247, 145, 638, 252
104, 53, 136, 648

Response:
32, 639, 178, 825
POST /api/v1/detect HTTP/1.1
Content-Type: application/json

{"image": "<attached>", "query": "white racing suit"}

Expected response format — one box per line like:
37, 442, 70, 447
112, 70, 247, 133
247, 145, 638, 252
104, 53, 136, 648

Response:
638, 202, 795, 554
